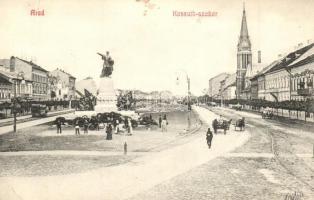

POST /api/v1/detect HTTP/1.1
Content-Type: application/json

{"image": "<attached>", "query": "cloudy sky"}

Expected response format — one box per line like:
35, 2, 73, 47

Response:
0, 0, 313, 95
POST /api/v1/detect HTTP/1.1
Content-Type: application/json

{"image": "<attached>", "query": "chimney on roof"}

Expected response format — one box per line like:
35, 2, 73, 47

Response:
258, 50, 261, 63
298, 43, 303, 48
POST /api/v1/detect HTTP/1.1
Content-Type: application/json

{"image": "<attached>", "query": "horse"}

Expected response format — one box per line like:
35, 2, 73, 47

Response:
212, 119, 232, 134
235, 117, 245, 131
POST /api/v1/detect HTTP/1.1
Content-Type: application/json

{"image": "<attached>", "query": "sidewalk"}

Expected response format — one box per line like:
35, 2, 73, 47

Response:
0, 109, 75, 124
0, 115, 31, 124
0, 109, 75, 135
0, 106, 250, 200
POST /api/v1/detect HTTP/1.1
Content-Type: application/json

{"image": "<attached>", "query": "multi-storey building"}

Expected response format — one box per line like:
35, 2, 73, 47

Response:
250, 61, 277, 100
220, 73, 236, 100
49, 68, 76, 100
289, 52, 314, 101
250, 43, 314, 102
0, 59, 34, 101
263, 43, 314, 102
208, 73, 229, 99
9, 56, 49, 100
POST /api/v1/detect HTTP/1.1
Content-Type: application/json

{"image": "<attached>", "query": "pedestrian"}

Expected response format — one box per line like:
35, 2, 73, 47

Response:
161, 115, 168, 132
212, 119, 218, 134
158, 115, 162, 128
206, 128, 213, 149
114, 119, 120, 134
96, 117, 100, 131
75, 122, 80, 135
128, 118, 133, 135
56, 119, 62, 134
83, 120, 89, 134
106, 123, 113, 140
124, 117, 128, 131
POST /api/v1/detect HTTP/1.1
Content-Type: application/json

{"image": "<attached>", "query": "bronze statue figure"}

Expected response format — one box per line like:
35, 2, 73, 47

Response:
97, 51, 114, 77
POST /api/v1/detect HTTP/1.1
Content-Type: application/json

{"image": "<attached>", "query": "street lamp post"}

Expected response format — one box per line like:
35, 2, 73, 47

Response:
187, 76, 191, 110
177, 69, 191, 109
12, 73, 24, 133
176, 69, 191, 130
285, 68, 293, 118
13, 80, 17, 132
285, 68, 293, 101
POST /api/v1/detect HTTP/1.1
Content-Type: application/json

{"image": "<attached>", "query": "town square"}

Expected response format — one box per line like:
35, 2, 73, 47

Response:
0, 0, 313, 200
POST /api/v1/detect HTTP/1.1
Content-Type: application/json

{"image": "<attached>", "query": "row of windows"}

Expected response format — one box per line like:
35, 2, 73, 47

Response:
266, 76, 289, 90
265, 93, 290, 101
292, 76, 314, 91
32, 73, 47, 83
0, 89, 11, 99
0, 93, 10, 99
33, 83, 47, 94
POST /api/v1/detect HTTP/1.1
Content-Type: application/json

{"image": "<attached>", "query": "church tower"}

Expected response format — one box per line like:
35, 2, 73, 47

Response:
236, 3, 252, 99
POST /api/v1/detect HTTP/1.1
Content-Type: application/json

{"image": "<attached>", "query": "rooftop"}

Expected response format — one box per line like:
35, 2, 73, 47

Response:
15, 57, 48, 72
265, 43, 314, 74
53, 68, 76, 79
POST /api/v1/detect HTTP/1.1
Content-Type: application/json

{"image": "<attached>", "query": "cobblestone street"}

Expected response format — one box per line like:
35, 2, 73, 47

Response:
129, 106, 314, 200
0, 106, 250, 200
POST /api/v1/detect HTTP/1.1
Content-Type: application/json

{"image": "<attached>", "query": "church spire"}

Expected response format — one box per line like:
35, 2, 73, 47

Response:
240, 3, 249, 39
236, 2, 252, 100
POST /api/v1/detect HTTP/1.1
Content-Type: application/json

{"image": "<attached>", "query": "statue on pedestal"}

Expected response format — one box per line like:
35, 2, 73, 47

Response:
95, 51, 118, 113
97, 51, 114, 77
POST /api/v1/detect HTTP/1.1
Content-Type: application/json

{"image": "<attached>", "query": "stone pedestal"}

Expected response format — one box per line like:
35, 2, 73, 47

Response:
94, 77, 118, 113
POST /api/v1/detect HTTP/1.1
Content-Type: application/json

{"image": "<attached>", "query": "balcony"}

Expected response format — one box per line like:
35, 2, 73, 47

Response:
297, 88, 314, 96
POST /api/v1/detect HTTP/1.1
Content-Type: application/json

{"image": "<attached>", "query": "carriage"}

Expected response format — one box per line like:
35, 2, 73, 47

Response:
234, 117, 245, 131
262, 109, 273, 119
212, 118, 232, 134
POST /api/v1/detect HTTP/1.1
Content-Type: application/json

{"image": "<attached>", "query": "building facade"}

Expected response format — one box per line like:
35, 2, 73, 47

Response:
9, 57, 49, 100
49, 68, 76, 100
0, 69, 33, 102
290, 55, 314, 101
236, 5, 252, 99
263, 43, 314, 102
208, 73, 229, 99
252, 42, 314, 102
220, 73, 236, 100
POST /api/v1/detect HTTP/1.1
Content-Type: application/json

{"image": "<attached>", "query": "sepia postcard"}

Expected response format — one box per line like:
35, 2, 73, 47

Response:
0, 0, 313, 199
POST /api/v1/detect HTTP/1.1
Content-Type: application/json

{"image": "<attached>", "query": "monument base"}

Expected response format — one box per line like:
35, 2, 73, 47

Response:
94, 77, 118, 113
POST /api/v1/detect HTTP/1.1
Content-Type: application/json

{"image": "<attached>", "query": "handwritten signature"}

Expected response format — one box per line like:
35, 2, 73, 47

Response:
284, 191, 303, 200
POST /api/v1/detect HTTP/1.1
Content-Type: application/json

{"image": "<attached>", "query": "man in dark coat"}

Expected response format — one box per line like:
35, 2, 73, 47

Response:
56, 119, 62, 134
158, 115, 162, 128
212, 119, 218, 134
83, 120, 89, 134
206, 128, 213, 149
106, 124, 113, 140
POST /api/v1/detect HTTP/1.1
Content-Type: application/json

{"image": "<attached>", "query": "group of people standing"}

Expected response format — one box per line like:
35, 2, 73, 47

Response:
56, 116, 134, 140
74, 120, 89, 135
